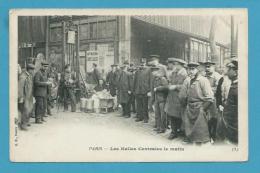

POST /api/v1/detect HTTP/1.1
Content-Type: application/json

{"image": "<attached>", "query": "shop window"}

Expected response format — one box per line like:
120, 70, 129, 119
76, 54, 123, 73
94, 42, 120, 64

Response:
106, 21, 116, 38
193, 41, 199, 62
80, 24, 90, 39
97, 22, 107, 39
90, 23, 97, 39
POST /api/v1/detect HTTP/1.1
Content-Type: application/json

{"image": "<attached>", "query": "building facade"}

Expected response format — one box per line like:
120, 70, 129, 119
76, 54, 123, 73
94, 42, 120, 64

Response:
18, 15, 232, 75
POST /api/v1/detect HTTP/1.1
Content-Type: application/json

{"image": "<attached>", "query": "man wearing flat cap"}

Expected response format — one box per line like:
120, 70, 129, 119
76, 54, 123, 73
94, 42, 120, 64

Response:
223, 60, 238, 144
60, 64, 77, 112
117, 61, 131, 117
106, 64, 119, 97
202, 60, 222, 93
18, 63, 35, 130
134, 58, 153, 123
128, 63, 137, 114
201, 59, 222, 143
148, 54, 168, 80
34, 61, 52, 124
151, 65, 168, 133
179, 62, 214, 144
163, 58, 188, 139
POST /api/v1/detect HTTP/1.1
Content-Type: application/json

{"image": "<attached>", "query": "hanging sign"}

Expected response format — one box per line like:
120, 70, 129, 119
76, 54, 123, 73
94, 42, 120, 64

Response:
67, 31, 75, 44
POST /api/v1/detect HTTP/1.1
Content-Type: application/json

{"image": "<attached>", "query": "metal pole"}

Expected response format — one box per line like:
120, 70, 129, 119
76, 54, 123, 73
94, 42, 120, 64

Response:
76, 24, 80, 81
45, 16, 49, 61
231, 16, 235, 58
62, 21, 66, 71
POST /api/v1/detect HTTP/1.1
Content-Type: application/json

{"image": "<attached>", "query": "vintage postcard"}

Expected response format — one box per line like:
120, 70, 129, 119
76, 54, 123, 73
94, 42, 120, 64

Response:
10, 9, 248, 162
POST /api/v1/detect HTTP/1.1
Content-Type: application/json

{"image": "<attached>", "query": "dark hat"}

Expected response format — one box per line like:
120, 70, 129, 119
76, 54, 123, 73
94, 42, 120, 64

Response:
120, 62, 129, 68
187, 62, 200, 68
41, 61, 49, 66
149, 54, 160, 62
123, 60, 129, 65
150, 54, 160, 58
128, 66, 136, 72
111, 64, 119, 67
26, 63, 35, 69
167, 57, 187, 65
226, 60, 238, 70
150, 65, 160, 70
201, 59, 215, 66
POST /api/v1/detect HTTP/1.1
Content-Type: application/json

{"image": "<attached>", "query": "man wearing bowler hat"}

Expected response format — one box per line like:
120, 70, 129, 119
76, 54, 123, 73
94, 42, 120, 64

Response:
179, 62, 214, 144
164, 57, 188, 139
34, 61, 52, 124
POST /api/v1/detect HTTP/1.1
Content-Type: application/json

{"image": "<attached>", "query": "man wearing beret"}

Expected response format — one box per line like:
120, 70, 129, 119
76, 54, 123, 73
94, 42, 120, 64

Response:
179, 62, 214, 144
34, 61, 52, 124
18, 63, 35, 130
223, 60, 238, 144
164, 58, 188, 140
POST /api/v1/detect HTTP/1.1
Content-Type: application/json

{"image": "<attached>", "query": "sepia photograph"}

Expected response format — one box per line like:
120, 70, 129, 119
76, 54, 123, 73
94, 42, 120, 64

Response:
9, 9, 248, 162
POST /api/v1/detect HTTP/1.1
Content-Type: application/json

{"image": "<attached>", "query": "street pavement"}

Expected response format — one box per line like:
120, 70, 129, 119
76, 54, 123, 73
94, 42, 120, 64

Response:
12, 108, 230, 162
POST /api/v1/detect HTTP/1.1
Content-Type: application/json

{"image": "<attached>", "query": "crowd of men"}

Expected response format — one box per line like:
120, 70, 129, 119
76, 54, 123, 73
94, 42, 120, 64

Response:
107, 55, 238, 145
18, 61, 105, 131
18, 54, 238, 145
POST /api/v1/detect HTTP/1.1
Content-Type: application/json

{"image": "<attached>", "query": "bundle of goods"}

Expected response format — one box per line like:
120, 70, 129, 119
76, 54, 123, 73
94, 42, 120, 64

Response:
80, 89, 115, 114
93, 89, 115, 113
79, 98, 93, 113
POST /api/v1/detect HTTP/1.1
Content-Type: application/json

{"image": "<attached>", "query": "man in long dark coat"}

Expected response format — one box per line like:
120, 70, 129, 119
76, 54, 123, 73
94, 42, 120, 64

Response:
106, 64, 119, 97
134, 59, 153, 123
179, 62, 214, 144
34, 61, 51, 124
128, 65, 136, 114
18, 64, 35, 130
92, 63, 103, 91
164, 58, 188, 139
60, 64, 77, 112
118, 62, 131, 117
223, 60, 238, 144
